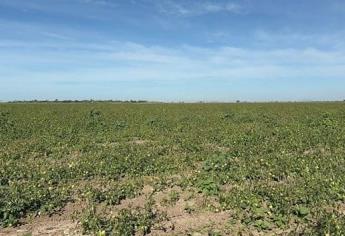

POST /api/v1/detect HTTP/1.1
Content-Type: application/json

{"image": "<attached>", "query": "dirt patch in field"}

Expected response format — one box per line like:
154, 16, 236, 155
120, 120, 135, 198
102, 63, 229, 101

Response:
328, 202, 345, 216
0, 202, 85, 236
302, 146, 329, 156
109, 185, 232, 235
203, 143, 231, 153
99, 138, 154, 148
151, 211, 231, 235
0, 184, 230, 236
338, 203, 345, 215
0, 184, 289, 236
0, 220, 80, 236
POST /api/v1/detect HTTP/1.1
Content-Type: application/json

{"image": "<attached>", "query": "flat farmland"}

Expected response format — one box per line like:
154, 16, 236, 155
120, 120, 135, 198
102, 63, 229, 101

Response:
1, 102, 345, 235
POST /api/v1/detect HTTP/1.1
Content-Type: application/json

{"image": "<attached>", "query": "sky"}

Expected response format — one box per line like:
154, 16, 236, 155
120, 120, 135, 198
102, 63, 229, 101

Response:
0, 0, 345, 102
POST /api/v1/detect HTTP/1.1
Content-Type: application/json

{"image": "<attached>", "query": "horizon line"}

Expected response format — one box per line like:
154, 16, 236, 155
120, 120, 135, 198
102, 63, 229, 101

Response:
1, 99, 344, 104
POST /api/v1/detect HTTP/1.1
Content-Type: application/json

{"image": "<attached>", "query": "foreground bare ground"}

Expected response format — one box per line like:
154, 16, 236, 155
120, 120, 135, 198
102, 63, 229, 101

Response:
0, 203, 81, 236
1, 183, 317, 236
1, 184, 238, 236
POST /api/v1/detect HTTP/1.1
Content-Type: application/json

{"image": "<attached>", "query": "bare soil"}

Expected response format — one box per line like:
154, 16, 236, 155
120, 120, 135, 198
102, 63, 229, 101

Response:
0, 185, 234, 236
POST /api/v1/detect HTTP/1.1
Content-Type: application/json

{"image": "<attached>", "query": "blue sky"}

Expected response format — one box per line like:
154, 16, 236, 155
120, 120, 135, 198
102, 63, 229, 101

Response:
0, 0, 345, 101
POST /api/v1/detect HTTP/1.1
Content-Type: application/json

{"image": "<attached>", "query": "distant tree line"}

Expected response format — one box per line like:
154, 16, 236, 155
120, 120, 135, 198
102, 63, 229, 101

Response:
7, 99, 149, 103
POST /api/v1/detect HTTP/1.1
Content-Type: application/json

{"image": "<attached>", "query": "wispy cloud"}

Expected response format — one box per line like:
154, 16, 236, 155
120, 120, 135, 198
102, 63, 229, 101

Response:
253, 30, 345, 49
79, 0, 118, 8
155, 0, 243, 17
41, 32, 74, 41
1, 39, 345, 81
1, 39, 345, 101
0, 0, 118, 21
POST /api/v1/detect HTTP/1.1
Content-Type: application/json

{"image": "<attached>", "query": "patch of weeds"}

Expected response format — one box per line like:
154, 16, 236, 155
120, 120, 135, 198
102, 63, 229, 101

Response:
79, 205, 114, 234
87, 109, 107, 131
202, 154, 231, 173
80, 199, 167, 236
104, 183, 140, 205
311, 211, 345, 235
220, 112, 235, 120
0, 183, 69, 227
22, 233, 33, 236
162, 193, 180, 206
208, 229, 223, 236
197, 178, 220, 196
237, 199, 288, 232
293, 205, 310, 218
253, 219, 272, 231
167, 190, 180, 205
271, 214, 288, 228
241, 206, 272, 231
114, 120, 128, 130
83, 182, 141, 205
152, 177, 176, 192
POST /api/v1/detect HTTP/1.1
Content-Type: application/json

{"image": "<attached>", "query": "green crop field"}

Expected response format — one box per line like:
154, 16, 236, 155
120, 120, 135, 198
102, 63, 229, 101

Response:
1, 102, 345, 235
